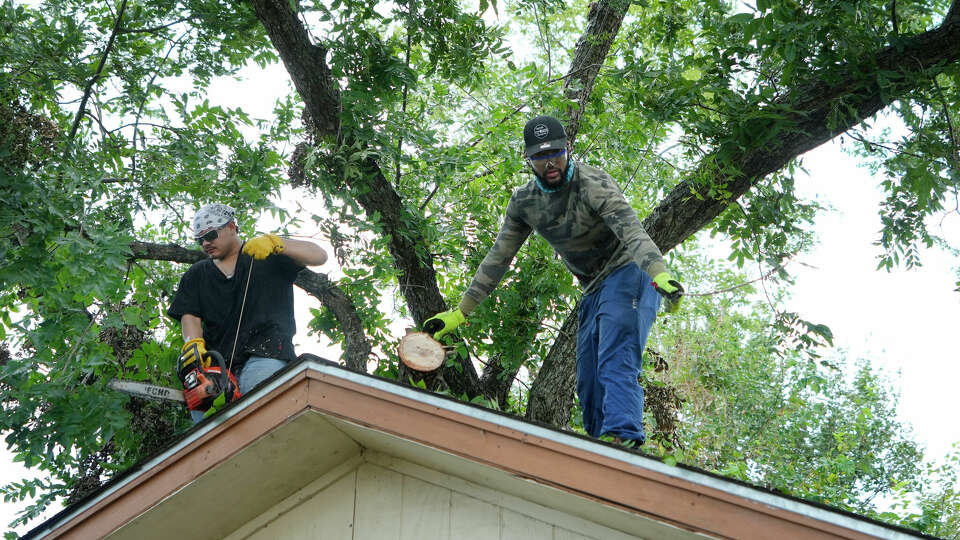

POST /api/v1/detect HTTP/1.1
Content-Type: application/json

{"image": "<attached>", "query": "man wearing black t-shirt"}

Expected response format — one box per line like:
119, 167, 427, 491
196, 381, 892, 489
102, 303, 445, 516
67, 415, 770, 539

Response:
167, 203, 327, 420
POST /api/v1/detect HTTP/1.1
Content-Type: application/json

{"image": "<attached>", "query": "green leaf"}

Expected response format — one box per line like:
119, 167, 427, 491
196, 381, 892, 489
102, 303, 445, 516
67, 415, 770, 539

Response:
726, 13, 754, 25
681, 67, 703, 82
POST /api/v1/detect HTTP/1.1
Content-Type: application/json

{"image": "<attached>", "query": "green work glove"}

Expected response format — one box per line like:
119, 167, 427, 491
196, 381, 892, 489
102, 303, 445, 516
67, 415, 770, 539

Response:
242, 234, 285, 260
423, 309, 466, 340
651, 271, 684, 313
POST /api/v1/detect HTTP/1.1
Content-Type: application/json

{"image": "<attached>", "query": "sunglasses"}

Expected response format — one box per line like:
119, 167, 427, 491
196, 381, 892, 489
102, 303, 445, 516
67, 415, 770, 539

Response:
195, 225, 226, 245
528, 148, 566, 165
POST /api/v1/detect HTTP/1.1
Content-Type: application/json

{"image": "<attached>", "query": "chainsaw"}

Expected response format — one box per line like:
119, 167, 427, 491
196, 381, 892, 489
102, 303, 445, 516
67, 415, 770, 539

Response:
109, 350, 240, 414
178, 349, 241, 412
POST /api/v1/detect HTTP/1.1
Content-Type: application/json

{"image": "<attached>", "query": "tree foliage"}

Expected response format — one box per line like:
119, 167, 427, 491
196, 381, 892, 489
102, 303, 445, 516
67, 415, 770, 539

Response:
645, 252, 921, 509
2, 0, 959, 535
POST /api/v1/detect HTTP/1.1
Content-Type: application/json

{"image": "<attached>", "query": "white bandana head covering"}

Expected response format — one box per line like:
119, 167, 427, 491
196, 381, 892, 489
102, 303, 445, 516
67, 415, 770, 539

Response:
192, 203, 238, 236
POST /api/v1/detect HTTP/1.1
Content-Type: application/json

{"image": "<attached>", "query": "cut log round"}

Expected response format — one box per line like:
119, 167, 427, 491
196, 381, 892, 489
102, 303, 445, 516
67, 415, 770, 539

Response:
398, 332, 445, 372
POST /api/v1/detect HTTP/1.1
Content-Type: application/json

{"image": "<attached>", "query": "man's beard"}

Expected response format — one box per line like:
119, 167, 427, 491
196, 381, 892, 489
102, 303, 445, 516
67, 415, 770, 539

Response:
536, 163, 568, 186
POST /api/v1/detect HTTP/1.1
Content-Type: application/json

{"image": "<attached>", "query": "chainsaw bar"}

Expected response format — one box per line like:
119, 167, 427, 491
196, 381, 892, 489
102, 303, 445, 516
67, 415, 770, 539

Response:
108, 379, 185, 402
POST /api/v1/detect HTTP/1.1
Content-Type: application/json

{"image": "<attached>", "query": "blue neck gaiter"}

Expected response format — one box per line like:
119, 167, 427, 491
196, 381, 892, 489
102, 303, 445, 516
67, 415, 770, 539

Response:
534, 160, 576, 193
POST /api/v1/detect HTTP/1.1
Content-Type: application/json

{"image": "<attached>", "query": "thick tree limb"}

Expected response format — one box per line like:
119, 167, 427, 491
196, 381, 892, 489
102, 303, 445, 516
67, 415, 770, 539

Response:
947, 0, 960, 24
563, 0, 631, 144
646, 4, 960, 253
293, 269, 371, 372
249, 0, 339, 138
248, 0, 481, 394
128, 241, 370, 371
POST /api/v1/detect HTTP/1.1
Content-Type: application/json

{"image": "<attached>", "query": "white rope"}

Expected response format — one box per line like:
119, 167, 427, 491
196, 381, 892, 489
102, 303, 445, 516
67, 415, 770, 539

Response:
228, 257, 254, 372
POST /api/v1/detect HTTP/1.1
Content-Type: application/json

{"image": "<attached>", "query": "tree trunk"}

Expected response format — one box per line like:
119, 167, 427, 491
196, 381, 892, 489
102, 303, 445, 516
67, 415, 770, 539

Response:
249, 0, 481, 395
525, 304, 578, 427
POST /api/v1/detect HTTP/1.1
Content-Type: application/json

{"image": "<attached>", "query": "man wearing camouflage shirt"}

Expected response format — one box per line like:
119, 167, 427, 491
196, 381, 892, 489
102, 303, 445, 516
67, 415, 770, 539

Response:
425, 115, 684, 447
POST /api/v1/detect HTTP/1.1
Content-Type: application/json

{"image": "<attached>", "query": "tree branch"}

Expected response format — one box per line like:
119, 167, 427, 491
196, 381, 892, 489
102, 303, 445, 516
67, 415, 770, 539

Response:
68, 0, 128, 141
118, 16, 196, 35
249, 0, 340, 137
563, 0, 631, 144
933, 78, 960, 170
645, 7, 960, 254
946, 0, 960, 26
131, 31, 189, 176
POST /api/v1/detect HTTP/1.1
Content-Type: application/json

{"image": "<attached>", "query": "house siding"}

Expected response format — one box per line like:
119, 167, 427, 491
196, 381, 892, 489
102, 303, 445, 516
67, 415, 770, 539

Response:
238, 471, 356, 540
227, 459, 637, 540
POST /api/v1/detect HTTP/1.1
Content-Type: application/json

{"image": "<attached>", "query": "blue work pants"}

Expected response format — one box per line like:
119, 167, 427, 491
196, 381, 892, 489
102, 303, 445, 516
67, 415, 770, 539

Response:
576, 263, 661, 443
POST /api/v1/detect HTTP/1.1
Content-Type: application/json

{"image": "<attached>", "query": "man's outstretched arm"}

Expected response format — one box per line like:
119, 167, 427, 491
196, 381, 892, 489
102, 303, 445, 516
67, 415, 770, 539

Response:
244, 234, 328, 266
281, 238, 328, 266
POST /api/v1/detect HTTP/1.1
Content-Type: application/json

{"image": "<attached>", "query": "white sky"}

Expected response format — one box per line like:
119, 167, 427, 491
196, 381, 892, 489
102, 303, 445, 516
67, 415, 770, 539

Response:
789, 139, 960, 461
4, 11, 960, 537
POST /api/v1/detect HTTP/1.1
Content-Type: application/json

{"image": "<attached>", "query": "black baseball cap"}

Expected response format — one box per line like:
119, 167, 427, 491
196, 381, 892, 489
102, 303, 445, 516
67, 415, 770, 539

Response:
523, 115, 567, 157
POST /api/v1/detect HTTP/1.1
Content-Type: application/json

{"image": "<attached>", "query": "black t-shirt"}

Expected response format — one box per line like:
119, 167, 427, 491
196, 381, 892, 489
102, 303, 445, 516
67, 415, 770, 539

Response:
167, 248, 303, 372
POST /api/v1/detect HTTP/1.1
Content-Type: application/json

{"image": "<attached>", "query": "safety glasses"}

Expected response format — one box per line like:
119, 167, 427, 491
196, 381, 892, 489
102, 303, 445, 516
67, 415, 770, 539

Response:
528, 148, 566, 166
195, 226, 225, 245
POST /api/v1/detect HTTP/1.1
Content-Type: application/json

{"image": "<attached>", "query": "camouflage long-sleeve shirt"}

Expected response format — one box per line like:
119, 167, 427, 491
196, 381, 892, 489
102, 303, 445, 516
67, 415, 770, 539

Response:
457, 161, 667, 315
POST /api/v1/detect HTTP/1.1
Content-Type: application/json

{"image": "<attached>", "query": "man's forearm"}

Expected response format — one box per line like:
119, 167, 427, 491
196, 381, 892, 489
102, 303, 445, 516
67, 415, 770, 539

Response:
181, 314, 203, 342
282, 238, 328, 266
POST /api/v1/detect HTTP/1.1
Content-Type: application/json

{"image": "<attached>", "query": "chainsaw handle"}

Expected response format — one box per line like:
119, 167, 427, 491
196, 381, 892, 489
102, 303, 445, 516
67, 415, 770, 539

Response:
203, 349, 229, 388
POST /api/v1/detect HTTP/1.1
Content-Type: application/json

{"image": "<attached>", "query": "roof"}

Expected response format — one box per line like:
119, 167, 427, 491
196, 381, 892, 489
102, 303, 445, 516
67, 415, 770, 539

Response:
24, 357, 935, 539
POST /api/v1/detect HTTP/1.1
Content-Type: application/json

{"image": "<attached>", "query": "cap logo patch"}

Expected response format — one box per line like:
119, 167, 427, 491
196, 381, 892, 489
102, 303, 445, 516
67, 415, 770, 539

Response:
533, 123, 549, 139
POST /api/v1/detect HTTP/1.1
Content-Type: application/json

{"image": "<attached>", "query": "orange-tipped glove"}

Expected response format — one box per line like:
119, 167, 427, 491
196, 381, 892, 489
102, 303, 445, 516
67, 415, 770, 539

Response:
242, 234, 285, 260
651, 271, 684, 314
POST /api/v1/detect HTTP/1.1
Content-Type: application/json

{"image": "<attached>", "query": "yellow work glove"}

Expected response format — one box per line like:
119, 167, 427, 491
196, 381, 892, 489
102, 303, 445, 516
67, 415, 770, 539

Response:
178, 337, 208, 376
242, 234, 285, 260
651, 271, 684, 314
423, 308, 466, 340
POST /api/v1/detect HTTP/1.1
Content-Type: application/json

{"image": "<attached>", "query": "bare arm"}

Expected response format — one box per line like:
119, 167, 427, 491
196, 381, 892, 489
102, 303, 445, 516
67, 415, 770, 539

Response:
182, 313, 203, 342
282, 238, 328, 267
